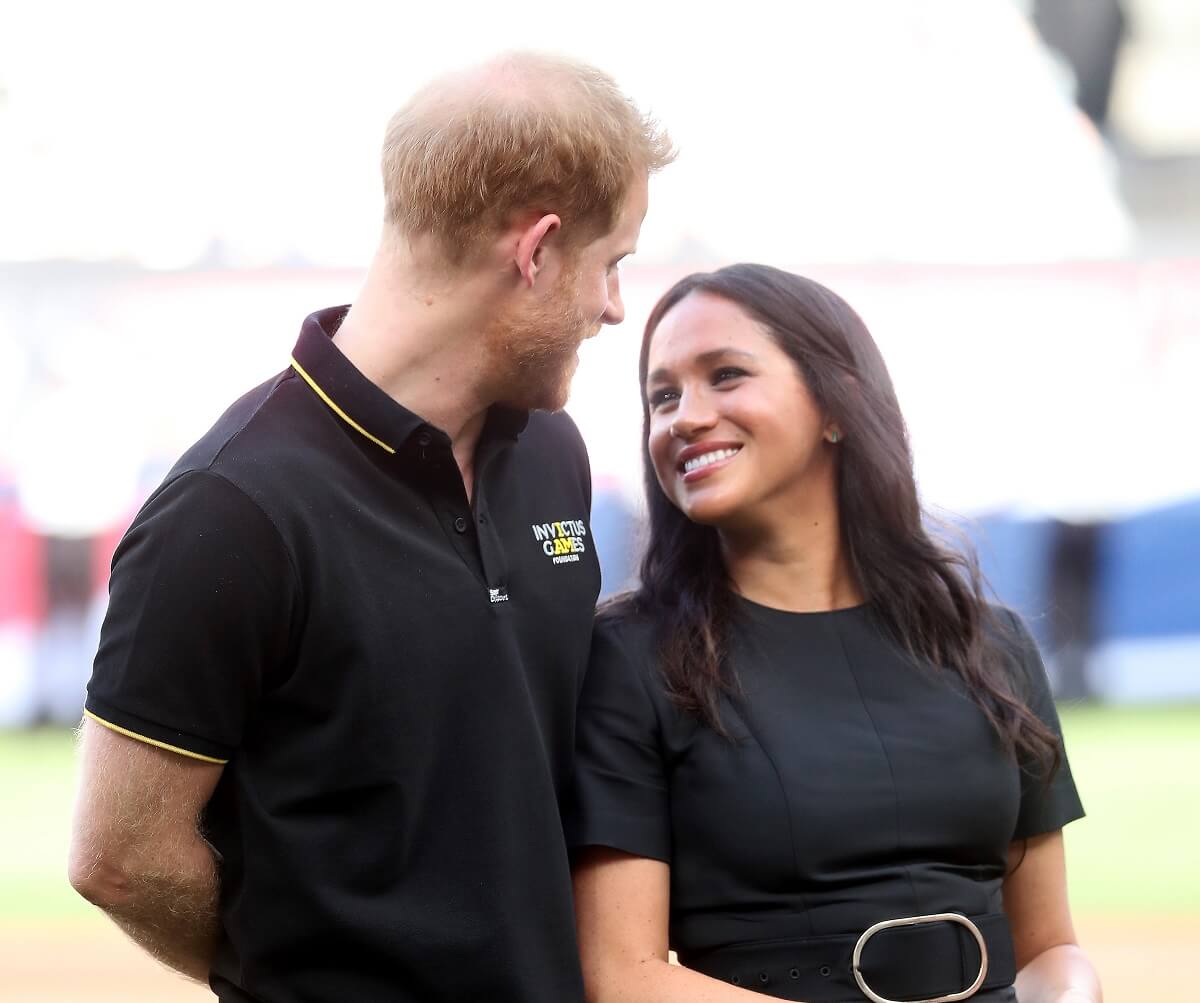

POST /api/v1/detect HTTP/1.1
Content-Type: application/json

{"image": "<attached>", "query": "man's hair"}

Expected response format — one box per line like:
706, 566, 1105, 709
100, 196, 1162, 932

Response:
382, 52, 675, 263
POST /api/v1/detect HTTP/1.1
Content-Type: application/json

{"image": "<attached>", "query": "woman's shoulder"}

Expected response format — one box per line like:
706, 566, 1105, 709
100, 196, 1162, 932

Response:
979, 603, 1050, 698
595, 593, 658, 644
981, 603, 1039, 657
589, 595, 664, 689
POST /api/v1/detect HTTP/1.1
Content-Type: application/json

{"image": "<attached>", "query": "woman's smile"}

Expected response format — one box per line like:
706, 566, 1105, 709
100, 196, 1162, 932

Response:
678, 443, 743, 482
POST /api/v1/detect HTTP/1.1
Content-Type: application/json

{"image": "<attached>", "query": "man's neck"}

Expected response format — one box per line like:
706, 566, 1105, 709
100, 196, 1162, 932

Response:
333, 244, 502, 462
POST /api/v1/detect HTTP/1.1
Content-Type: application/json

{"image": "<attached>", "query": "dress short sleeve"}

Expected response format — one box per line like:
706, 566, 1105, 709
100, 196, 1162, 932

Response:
85, 470, 297, 763
1003, 609, 1086, 840
568, 614, 671, 862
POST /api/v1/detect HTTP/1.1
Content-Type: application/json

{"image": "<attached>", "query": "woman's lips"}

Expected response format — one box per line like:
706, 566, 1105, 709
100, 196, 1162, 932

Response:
679, 445, 741, 484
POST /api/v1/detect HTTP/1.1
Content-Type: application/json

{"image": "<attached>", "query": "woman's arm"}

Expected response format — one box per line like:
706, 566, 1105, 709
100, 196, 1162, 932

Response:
1004, 830, 1103, 1003
573, 846, 791, 1003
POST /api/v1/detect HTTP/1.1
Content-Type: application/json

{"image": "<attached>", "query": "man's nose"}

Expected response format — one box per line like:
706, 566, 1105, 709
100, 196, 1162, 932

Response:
601, 275, 625, 325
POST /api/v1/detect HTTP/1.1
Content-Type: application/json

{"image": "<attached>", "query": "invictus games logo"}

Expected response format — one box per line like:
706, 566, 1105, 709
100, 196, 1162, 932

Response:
532, 518, 588, 565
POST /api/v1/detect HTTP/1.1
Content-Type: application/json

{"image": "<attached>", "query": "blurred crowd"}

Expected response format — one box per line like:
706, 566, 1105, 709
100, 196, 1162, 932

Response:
2, 0, 1198, 724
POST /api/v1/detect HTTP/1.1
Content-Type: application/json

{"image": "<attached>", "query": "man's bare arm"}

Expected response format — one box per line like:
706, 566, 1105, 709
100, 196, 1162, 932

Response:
68, 716, 226, 982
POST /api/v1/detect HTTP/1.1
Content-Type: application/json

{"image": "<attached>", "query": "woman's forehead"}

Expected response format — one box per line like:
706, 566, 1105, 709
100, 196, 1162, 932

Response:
647, 293, 774, 371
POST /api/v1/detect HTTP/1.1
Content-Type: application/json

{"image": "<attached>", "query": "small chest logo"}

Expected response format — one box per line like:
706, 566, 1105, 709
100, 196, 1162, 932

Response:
532, 518, 588, 565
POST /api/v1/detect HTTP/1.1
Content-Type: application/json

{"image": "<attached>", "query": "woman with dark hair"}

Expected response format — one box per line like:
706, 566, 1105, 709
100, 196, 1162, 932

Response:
569, 265, 1101, 1003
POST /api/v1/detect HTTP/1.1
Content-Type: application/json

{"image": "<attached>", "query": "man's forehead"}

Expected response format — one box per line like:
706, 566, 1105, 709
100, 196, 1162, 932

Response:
617, 173, 650, 236
628, 173, 650, 221
579, 173, 647, 255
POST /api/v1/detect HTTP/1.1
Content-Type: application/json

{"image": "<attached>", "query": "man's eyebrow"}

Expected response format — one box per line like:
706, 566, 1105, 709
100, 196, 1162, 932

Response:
646, 348, 756, 385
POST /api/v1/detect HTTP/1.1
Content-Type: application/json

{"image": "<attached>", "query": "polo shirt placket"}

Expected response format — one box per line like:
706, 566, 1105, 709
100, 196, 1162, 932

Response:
406, 422, 507, 600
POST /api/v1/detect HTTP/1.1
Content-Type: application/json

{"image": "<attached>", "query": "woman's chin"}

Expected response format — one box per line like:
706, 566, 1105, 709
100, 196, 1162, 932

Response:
677, 496, 739, 529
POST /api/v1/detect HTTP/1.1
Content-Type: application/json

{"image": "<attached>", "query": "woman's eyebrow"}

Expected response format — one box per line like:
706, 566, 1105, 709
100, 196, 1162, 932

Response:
646, 348, 756, 385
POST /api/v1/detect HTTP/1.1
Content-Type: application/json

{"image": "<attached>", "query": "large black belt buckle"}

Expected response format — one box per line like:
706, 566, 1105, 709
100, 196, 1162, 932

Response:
852, 912, 988, 1003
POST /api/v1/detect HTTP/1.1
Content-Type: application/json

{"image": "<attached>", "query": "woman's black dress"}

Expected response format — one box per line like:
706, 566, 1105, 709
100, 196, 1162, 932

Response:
568, 600, 1084, 1002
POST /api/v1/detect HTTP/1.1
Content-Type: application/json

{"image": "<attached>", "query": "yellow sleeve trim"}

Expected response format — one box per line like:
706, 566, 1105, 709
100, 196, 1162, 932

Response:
83, 710, 229, 765
290, 357, 397, 455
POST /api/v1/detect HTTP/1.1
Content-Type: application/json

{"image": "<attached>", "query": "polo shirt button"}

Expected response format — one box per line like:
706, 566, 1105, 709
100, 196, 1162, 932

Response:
453, 516, 468, 533
416, 431, 432, 448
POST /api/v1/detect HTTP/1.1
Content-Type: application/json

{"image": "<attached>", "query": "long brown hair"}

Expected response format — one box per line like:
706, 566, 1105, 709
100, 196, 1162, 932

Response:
619, 263, 1059, 773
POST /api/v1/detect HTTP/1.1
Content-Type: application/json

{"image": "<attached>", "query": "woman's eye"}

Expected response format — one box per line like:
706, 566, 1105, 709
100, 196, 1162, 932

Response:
713, 367, 747, 384
647, 388, 679, 409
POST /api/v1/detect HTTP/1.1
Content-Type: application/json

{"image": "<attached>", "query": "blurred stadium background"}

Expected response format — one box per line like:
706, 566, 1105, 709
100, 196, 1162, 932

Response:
1, 0, 1197, 999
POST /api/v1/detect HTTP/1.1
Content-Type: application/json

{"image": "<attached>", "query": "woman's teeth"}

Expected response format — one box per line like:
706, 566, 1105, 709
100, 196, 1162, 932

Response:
683, 448, 739, 473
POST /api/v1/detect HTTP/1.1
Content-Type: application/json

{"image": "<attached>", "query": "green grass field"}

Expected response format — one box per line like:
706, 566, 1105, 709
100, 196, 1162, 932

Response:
1052, 703, 1200, 915
2, 704, 1196, 924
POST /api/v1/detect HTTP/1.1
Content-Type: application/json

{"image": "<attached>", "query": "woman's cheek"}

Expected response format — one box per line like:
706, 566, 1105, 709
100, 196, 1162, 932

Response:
649, 433, 674, 499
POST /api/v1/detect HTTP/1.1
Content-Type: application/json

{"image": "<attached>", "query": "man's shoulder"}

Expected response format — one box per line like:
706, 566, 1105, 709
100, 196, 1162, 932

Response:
137, 368, 338, 543
168, 369, 322, 488
511, 410, 592, 500
168, 371, 274, 468
519, 409, 588, 452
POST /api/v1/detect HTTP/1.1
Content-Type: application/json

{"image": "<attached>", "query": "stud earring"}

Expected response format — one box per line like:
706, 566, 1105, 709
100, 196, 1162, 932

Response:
830, 431, 840, 443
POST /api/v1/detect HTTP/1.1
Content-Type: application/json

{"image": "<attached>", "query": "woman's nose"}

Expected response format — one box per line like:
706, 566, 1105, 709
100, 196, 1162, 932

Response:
669, 392, 717, 439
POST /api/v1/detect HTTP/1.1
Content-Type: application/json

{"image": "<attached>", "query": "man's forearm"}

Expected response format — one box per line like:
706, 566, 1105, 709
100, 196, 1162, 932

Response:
90, 838, 221, 982
69, 717, 228, 983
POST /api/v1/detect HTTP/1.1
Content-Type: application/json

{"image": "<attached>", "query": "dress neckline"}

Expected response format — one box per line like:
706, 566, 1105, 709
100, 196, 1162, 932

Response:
732, 592, 869, 621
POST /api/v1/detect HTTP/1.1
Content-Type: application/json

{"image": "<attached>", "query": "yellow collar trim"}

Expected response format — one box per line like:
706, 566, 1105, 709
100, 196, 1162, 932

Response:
290, 357, 396, 455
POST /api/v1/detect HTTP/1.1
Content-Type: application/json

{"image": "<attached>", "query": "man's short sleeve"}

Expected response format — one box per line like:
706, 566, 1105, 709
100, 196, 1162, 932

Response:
567, 615, 671, 863
85, 470, 297, 763
1004, 609, 1086, 840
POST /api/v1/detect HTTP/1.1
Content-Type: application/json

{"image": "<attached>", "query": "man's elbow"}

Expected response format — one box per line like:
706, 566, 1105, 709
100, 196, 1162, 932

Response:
67, 836, 135, 909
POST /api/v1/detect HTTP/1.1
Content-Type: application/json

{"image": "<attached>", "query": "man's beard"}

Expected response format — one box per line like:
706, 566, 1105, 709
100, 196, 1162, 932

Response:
485, 268, 597, 412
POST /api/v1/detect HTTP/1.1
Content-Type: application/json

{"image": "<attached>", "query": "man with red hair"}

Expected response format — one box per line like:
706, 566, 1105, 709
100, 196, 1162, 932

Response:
70, 52, 672, 1003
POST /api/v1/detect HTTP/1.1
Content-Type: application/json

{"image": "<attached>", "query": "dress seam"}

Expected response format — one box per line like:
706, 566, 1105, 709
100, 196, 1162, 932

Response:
728, 669, 816, 938
831, 615, 923, 918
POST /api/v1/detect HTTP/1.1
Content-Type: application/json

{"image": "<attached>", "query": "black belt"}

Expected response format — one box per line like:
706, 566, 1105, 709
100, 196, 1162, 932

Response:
679, 911, 1016, 1002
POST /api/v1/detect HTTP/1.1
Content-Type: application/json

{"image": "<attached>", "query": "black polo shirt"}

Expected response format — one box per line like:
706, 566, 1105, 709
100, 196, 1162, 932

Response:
85, 307, 601, 1003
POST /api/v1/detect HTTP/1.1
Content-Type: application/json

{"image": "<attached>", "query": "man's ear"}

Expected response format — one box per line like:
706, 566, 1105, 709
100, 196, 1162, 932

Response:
514, 213, 562, 287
